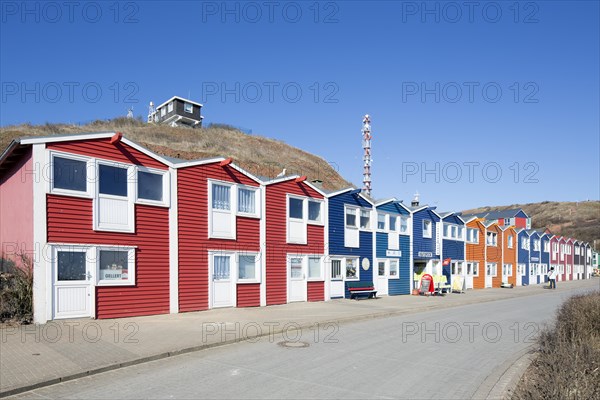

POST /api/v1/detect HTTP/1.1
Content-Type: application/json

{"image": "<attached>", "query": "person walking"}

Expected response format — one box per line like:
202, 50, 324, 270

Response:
548, 267, 557, 289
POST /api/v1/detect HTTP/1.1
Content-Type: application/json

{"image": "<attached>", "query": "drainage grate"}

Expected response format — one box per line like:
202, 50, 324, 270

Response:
277, 341, 310, 349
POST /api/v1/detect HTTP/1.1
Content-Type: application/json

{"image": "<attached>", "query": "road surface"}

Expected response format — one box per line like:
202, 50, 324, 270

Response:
10, 286, 596, 399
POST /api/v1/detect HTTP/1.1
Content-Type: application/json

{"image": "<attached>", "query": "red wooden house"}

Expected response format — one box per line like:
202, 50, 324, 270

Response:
175, 157, 264, 311
564, 238, 574, 281
549, 235, 561, 280
1, 133, 175, 323
264, 175, 327, 304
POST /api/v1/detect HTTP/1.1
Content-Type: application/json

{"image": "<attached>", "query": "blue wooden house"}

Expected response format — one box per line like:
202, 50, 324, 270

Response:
527, 230, 542, 284
516, 228, 531, 286
374, 198, 412, 296
439, 212, 466, 288
539, 231, 552, 284
326, 188, 375, 299
408, 197, 442, 288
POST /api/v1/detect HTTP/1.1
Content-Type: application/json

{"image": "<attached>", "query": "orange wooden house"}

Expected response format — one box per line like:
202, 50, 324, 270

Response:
464, 217, 486, 289
501, 225, 518, 287
484, 221, 503, 288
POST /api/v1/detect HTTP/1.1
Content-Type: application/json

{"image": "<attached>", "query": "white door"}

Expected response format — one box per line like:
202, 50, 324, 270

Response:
465, 262, 474, 289
501, 264, 509, 284
329, 259, 344, 298
485, 263, 493, 288
211, 254, 235, 308
376, 260, 388, 296
289, 257, 307, 302
516, 264, 523, 286
54, 249, 93, 319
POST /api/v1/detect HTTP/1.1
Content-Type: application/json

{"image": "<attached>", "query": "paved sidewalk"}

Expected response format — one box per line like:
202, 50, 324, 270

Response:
1, 279, 598, 397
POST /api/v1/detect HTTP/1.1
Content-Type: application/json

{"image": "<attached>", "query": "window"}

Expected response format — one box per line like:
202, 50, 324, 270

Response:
331, 259, 342, 280
345, 208, 357, 228
238, 254, 259, 282
212, 184, 231, 210
444, 224, 463, 240
98, 248, 135, 285
308, 201, 322, 223
534, 240, 540, 251
377, 213, 387, 230
451, 262, 458, 275
486, 263, 497, 277
167, 102, 174, 113
57, 250, 87, 281
530, 264, 536, 276
466, 262, 477, 276
508, 235, 513, 248
521, 238, 529, 250
486, 232, 497, 246
472, 262, 479, 276
457, 226, 464, 239
378, 261, 386, 276
399, 217, 409, 234
518, 264, 526, 276
308, 257, 322, 280
360, 210, 370, 229
467, 228, 479, 244
422, 220, 432, 238
214, 255, 231, 280
160, 107, 166, 117
289, 197, 303, 219
543, 241, 549, 252
53, 156, 88, 193
184, 102, 193, 113
389, 260, 399, 278
99, 164, 127, 197
238, 187, 257, 215
137, 170, 163, 202
503, 264, 513, 276
345, 258, 358, 279
504, 218, 510, 225
389, 215, 398, 232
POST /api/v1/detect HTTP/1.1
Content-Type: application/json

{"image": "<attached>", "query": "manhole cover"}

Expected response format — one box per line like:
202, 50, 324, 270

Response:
277, 341, 310, 348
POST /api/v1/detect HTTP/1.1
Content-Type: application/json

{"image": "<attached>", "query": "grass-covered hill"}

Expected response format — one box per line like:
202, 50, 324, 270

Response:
0, 118, 352, 191
463, 201, 600, 249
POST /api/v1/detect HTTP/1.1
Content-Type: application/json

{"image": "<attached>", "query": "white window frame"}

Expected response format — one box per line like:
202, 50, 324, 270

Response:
503, 263, 513, 277
307, 199, 324, 225
94, 160, 136, 233
471, 261, 479, 277
237, 252, 261, 284
330, 258, 343, 281
377, 213, 388, 232
467, 228, 479, 244
486, 232, 498, 247
167, 102, 174, 113
507, 235, 513, 248
48, 151, 94, 198
389, 259, 399, 279
389, 214, 399, 233
533, 239, 540, 252
344, 206, 360, 248
345, 257, 360, 280
345, 206, 358, 229
359, 209, 371, 230
237, 185, 260, 218
208, 180, 237, 240
543, 241, 549, 253
422, 219, 432, 238
486, 262, 497, 277
96, 246, 136, 286
307, 255, 325, 281
184, 102, 193, 113
160, 107, 166, 117
135, 166, 170, 207
399, 216, 410, 234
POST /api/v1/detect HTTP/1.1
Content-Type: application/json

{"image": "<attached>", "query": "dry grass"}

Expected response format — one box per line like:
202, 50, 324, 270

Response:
463, 201, 600, 248
0, 118, 352, 191
512, 291, 600, 400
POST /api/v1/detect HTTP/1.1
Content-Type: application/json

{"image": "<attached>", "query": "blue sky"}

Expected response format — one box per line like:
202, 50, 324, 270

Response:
1, 1, 598, 211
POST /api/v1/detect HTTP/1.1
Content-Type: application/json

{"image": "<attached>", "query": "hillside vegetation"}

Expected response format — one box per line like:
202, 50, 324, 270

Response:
463, 201, 600, 249
0, 118, 352, 191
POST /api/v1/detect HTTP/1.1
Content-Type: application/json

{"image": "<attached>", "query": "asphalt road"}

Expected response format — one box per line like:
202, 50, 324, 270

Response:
11, 286, 596, 399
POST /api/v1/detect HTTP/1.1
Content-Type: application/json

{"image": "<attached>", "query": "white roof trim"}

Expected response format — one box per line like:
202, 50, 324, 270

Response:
326, 187, 357, 198
263, 175, 301, 186
375, 198, 396, 207
228, 163, 263, 185
20, 132, 115, 145
155, 96, 203, 110
302, 181, 327, 197
172, 157, 227, 169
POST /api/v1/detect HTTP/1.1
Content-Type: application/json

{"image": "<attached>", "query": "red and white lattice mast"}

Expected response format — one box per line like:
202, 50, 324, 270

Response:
362, 114, 372, 196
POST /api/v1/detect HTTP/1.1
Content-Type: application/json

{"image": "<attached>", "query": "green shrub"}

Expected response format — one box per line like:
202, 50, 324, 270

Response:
0, 255, 33, 324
